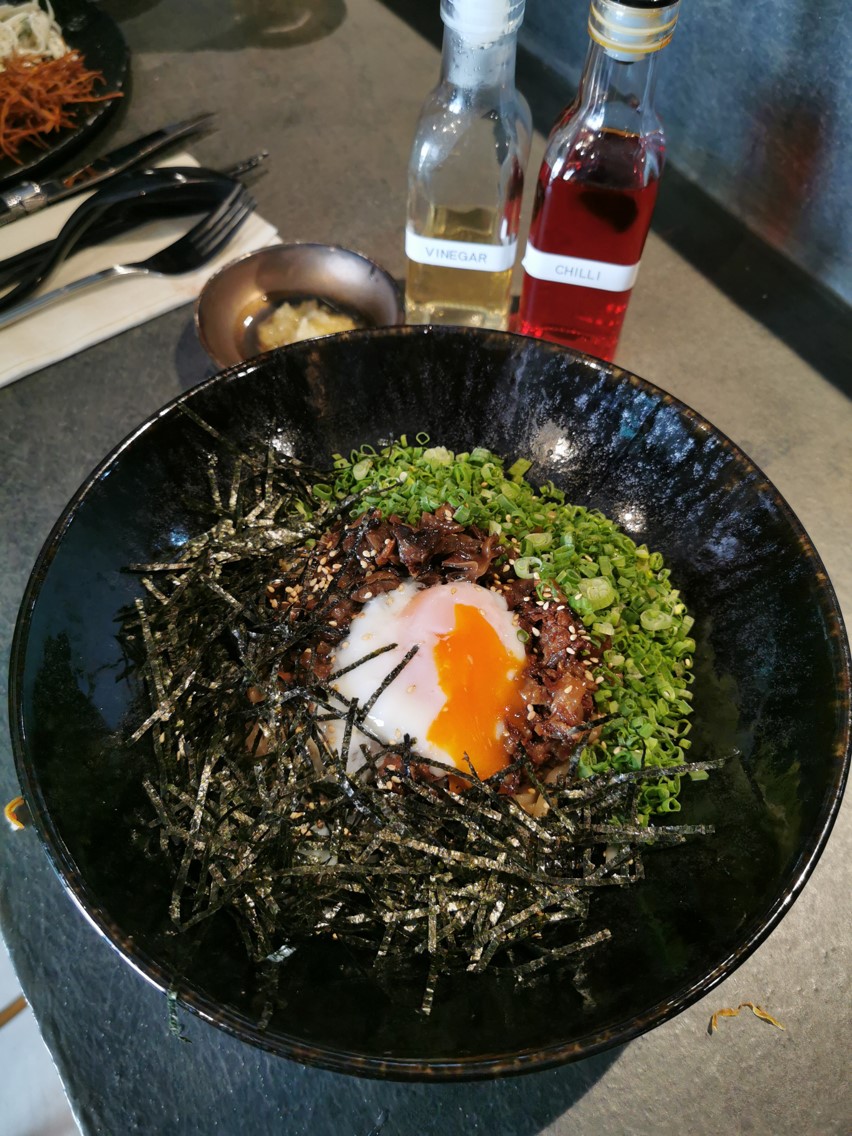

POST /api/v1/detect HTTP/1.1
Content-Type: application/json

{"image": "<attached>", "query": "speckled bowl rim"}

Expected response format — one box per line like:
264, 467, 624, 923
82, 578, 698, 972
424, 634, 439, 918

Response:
10, 326, 851, 1081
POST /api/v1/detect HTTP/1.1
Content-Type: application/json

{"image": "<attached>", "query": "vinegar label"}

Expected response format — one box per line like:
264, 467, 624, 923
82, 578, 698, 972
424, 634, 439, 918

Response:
405, 227, 517, 274
522, 242, 640, 292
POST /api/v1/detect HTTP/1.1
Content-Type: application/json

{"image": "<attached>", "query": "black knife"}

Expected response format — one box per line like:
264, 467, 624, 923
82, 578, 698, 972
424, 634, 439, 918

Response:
0, 112, 215, 227
0, 152, 269, 293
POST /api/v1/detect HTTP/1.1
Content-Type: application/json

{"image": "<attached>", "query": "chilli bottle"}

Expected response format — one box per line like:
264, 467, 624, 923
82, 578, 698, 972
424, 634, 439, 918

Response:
517, 0, 681, 361
405, 0, 531, 330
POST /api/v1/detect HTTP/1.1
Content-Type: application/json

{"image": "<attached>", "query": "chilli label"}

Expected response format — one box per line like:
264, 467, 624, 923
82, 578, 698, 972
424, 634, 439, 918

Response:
522, 242, 640, 292
405, 228, 517, 273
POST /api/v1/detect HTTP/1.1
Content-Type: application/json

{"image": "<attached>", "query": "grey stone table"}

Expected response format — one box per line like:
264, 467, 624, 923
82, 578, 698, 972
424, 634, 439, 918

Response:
1, 2, 850, 1133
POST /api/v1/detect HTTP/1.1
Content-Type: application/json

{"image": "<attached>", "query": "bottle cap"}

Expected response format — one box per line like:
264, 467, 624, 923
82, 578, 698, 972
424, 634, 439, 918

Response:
441, 0, 526, 45
589, 0, 680, 60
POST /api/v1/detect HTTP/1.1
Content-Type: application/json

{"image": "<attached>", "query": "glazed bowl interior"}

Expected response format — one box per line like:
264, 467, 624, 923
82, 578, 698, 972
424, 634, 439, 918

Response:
195, 243, 404, 368
10, 327, 850, 1080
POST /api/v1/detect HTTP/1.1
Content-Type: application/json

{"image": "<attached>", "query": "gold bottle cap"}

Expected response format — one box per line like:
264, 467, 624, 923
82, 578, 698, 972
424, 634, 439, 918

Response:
589, 0, 680, 59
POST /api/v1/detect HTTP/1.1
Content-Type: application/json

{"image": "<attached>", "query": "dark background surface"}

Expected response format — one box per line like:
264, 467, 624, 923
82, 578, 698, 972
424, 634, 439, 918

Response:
378, 0, 852, 397
0, 2, 850, 1133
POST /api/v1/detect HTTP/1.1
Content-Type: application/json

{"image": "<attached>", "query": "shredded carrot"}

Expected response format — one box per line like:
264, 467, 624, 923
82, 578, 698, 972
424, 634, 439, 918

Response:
4, 795, 27, 830
709, 1001, 786, 1034
0, 994, 28, 1028
0, 50, 121, 163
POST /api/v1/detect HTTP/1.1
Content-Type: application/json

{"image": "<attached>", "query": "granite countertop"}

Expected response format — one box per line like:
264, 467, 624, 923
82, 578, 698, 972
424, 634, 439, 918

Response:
1, 2, 850, 1133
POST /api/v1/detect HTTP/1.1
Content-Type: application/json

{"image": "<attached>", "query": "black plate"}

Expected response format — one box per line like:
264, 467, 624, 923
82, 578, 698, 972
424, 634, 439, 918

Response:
10, 327, 851, 1079
0, 0, 128, 188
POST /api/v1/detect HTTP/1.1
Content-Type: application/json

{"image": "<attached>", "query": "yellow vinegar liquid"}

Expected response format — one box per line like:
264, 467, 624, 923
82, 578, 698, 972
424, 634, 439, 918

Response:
405, 206, 513, 330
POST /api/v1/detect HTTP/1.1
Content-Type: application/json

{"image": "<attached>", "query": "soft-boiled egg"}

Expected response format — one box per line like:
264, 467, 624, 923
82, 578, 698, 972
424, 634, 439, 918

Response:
324, 579, 527, 777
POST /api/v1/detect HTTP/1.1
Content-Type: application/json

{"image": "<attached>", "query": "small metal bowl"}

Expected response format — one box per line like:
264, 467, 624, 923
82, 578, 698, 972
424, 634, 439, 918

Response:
195, 243, 404, 369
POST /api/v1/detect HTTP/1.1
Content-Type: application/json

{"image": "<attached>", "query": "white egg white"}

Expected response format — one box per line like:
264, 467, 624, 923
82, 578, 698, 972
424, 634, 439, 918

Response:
322, 579, 525, 774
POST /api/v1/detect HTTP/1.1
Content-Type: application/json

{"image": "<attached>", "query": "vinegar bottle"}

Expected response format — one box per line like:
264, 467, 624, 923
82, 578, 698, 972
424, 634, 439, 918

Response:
405, 0, 532, 330
517, 0, 681, 361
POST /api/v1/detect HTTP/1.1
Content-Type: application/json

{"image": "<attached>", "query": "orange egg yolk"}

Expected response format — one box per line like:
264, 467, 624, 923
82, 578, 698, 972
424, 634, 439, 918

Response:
427, 602, 525, 779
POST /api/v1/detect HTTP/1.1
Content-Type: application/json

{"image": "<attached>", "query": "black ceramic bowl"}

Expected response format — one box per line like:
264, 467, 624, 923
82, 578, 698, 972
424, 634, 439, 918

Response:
10, 327, 850, 1080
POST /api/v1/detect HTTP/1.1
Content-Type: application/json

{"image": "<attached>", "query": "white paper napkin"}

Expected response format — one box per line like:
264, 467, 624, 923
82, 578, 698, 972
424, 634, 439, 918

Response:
0, 152, 280, 389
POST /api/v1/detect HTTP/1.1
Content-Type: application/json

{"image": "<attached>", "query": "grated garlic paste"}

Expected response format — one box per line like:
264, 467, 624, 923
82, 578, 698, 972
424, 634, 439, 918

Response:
257, 299, 360, 350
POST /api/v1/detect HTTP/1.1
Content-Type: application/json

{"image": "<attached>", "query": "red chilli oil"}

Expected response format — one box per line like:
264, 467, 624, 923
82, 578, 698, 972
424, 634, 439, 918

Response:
517, 0, 681, 361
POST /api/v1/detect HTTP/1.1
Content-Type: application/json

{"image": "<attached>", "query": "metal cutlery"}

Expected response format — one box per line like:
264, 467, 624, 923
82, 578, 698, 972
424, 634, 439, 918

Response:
0, 183, 255, 331
0, 112, 216, 226
0, 168, 235, 311
0, 152, 269, 294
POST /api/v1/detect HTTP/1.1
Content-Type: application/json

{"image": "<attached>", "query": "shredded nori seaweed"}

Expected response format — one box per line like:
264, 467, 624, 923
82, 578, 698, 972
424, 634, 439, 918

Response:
122, 422, 723, 1015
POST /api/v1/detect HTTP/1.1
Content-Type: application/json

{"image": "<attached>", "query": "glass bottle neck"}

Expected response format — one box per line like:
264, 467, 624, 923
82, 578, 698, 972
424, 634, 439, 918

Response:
441, 26, 518, 90
575, 38, 661, 130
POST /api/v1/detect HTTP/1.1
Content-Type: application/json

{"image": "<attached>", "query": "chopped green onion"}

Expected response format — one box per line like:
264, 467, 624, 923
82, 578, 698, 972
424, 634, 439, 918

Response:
525, 532, 553, 549
577, 576, 616, 610
640, 609, 674, 632
507, 457, 532, 481
513, 556, 542, 579
329, 439, 697, 820
423, 446, 453, 466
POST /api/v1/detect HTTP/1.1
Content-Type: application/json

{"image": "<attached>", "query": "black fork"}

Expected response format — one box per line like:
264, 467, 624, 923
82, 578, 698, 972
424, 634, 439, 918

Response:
0, 184, 255, 331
